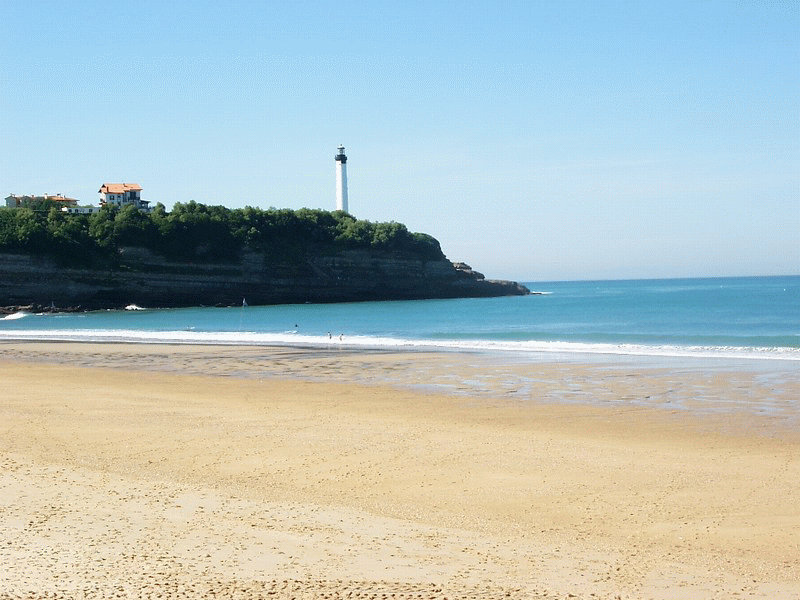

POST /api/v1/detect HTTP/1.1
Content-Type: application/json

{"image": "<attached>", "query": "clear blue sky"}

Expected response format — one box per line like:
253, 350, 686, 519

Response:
1, 0, 797, 281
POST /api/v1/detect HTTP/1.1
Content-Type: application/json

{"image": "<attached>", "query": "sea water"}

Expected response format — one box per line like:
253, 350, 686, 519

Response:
1, 275, 798, 363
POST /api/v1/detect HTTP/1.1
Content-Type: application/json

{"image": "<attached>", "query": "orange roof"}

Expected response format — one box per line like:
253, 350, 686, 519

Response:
99, 183, 142, 194
6, 194, 77, 204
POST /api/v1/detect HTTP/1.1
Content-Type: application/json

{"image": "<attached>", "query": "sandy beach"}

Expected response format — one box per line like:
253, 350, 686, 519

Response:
1, 343, 798, 599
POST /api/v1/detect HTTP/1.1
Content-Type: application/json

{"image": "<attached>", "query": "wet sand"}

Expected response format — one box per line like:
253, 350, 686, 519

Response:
1, 343, 798, 599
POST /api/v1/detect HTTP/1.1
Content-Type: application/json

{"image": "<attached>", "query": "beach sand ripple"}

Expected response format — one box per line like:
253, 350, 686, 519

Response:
0, 580, 543, 600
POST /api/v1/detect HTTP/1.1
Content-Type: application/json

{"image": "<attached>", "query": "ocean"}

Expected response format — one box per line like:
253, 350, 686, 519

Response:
1, 275, 798, 363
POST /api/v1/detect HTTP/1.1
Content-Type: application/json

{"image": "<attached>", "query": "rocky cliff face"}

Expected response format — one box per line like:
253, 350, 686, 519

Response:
0, 248, 529, 310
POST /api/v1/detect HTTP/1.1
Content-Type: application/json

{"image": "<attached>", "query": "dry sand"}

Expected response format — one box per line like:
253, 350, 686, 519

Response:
1, 343, 798, 599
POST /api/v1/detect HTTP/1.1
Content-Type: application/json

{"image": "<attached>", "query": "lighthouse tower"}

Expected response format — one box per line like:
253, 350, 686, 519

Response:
335, 145, 348, 213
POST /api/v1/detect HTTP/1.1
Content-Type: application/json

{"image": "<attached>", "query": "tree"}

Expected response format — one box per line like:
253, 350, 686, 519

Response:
371, 221, 409, 250
0, 201, 446, 265
13, 208, 48, 251
113, 204, 156, 247
336, 219, 374, 247
0, 209, 17, 248
46, 208, 94, 265
88, 206, 118, 250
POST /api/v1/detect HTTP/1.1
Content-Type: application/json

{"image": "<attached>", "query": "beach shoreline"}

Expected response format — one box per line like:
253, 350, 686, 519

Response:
1, 342, 799, 599
3, 341, 798, 434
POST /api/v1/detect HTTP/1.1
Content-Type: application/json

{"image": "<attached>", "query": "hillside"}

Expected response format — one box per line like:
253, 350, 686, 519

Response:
0, 203, 528, 310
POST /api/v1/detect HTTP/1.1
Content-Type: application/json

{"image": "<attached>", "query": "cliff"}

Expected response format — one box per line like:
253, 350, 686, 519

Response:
0, 249, 529, 311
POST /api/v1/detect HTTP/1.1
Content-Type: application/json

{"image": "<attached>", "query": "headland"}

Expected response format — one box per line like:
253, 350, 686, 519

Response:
0, 204, 528, 310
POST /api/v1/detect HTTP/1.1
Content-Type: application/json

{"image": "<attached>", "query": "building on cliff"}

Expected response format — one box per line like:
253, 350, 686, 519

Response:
335, 145, 348, 213
99, 183, 150, 212
5, 194, 79, 209
62, 205, 101, 214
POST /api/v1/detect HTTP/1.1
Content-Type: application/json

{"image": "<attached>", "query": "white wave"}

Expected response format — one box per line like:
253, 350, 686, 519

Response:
124, 304, 146, 311
1, 312, 29, 321
0, 328, 797, 362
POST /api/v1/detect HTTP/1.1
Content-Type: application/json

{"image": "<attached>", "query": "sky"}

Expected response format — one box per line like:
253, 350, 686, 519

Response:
1, 0, 797, 282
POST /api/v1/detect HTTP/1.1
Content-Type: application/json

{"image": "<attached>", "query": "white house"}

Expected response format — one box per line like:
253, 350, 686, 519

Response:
62, 205, 101, 214
98, 183, 150, 211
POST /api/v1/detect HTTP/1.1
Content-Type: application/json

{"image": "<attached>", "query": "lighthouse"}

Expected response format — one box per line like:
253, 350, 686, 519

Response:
335, 145, 348, 213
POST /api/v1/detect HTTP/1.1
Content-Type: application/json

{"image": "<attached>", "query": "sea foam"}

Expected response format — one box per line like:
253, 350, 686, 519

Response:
0, 328, 797, 362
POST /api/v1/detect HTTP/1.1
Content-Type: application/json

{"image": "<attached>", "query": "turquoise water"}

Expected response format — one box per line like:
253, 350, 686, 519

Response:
1, 275, 798, 361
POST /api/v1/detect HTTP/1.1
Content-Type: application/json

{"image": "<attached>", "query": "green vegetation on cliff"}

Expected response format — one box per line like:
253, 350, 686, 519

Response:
0, 202, 445, 266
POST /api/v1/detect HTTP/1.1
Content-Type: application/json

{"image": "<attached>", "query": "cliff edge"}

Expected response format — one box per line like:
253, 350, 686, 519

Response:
0, 204, 529, 310
0, 249, 529, 311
